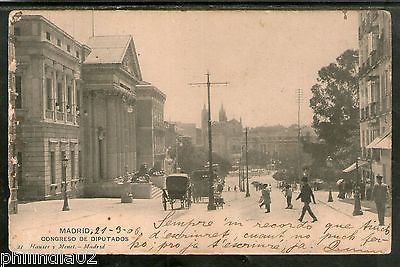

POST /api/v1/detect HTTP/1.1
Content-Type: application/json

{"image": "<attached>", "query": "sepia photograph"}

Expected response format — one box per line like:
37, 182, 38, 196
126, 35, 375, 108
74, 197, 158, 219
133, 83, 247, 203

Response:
7, 9, 392, 255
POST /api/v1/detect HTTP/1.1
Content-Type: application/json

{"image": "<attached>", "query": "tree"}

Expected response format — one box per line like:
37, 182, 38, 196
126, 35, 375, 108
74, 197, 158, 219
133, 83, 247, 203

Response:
309, 49, 360, 172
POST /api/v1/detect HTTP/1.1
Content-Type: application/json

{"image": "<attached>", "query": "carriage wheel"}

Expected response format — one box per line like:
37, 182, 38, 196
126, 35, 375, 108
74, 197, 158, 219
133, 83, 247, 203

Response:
162, 195, 167, 211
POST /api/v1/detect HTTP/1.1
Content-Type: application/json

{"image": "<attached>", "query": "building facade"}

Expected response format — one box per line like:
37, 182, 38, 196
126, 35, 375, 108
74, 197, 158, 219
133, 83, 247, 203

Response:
8, 12, 21, 213
246, 126, 313, 170
358, 10, 392, 186
201, 104, 243, 163
136, 82, 166, 170
81, 35, 141, 186
13, 15, 90, 200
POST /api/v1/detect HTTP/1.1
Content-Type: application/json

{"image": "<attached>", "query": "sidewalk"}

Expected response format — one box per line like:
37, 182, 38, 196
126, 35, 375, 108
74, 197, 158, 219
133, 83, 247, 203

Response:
313, 189, 392, 218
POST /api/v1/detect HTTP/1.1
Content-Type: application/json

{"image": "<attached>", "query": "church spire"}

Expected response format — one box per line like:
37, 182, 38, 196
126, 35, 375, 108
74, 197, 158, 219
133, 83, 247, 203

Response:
219, 103, 227, 122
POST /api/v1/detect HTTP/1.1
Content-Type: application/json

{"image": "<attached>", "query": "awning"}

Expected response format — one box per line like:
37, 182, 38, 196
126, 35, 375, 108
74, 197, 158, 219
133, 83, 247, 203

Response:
366, 136, 381, 149
366, 131, 391, 150
342, 160, 368, 173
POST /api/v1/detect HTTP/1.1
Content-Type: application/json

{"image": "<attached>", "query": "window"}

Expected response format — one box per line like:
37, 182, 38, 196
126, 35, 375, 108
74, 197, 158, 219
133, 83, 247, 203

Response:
67, 85, 72, 112
46, 32, 51, 41
78, 150, 82, 178
14, 27, 20, 36
57, 39, 61, 47
67, 45, 71, 52
15, 75, 22, 108
17, 152, 22, 186
385, 70, 389, 96
57, 82, 63, 111
50, 151, 56, 184
46, 78, 52, 110
75, 51, 80, 58
70, 151, 75, 178
76, 87, 80, 110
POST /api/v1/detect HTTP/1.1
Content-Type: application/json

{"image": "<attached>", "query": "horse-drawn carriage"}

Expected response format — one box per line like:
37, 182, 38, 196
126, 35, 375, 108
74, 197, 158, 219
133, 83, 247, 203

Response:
162, 174, 192, 210
191, 170, 209, 203
191, 170, 224, 208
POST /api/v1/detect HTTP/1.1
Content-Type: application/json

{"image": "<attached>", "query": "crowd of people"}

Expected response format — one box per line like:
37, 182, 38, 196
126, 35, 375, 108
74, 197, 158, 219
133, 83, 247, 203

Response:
254, 173, 389, 226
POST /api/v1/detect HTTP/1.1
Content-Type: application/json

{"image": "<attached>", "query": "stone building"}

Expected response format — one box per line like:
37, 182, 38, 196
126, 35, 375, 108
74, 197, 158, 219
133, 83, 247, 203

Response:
246, 126, 313, 169
13, 15, 90, 200
8, 12, 22, 213
136, 82, 166, 170
201, 104, 243, 163
81, 35, 141, 187
358, 10, 392, 186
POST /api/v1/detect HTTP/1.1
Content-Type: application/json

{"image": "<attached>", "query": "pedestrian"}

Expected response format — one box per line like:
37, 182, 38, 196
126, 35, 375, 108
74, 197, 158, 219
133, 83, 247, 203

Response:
260, 184, 271, 213
296, 176, 317, 222
372, 175, 389, 226
234, 185, 237, 192
284, 184, 293, 209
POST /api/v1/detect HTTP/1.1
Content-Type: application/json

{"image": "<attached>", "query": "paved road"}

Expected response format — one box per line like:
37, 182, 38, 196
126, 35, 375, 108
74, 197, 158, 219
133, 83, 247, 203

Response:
9, 173, 391, 254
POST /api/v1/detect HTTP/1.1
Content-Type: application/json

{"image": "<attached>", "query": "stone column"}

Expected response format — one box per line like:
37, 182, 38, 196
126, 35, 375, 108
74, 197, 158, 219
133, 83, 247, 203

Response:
41, 60, 46, 120
116, 97, 121, 176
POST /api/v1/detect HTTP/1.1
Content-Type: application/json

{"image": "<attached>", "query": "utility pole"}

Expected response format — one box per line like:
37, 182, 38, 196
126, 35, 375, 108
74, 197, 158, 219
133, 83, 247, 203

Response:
245, 127, 250, 197
296, 88, 303, 183
189, 72, 228, 211
91, 10, 95, 37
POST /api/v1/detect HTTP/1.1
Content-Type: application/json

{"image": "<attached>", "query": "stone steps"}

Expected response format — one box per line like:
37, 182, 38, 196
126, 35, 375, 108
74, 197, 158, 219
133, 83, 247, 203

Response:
151, 185, 163, 199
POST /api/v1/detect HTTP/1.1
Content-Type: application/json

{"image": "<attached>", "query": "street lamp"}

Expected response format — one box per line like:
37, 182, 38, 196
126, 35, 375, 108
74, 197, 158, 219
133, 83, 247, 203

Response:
61, 155, 70, 211
353, 157, 363, 216
245, 127, 250, 197
175, 137, 183, 172
326, 156, 334, 202
238, 157, 242, 191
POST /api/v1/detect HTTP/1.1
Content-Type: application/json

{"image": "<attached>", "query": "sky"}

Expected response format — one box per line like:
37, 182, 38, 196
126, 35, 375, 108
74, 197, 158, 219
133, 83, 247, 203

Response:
22, 10, 359, 128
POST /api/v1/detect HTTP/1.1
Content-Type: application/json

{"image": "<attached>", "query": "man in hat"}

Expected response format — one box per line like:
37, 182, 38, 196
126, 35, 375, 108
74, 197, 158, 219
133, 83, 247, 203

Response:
372, 175, 389, 226
296, 176, 317, 222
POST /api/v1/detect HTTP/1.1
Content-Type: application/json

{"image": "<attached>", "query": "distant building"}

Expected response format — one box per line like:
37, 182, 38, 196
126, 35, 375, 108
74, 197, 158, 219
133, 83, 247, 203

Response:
358, 10, 392, 186
246, 125, 314, 170
201, 104, 243, 163
13, 15, 90, 200
136, 82, 166, 170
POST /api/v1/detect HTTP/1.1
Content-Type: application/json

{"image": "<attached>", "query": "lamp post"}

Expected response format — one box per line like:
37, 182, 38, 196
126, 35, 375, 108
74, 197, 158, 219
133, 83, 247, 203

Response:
245, 127, 250, 197
61, 155, 70, 211
353, 157, 363, 216
326, 156, 334, 202
238, 157, 242, 191
175, 137, 183, 172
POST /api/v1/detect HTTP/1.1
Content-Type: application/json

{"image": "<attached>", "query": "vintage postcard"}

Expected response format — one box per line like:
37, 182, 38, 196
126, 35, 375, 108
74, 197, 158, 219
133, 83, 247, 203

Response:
7, 9, 392, 255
